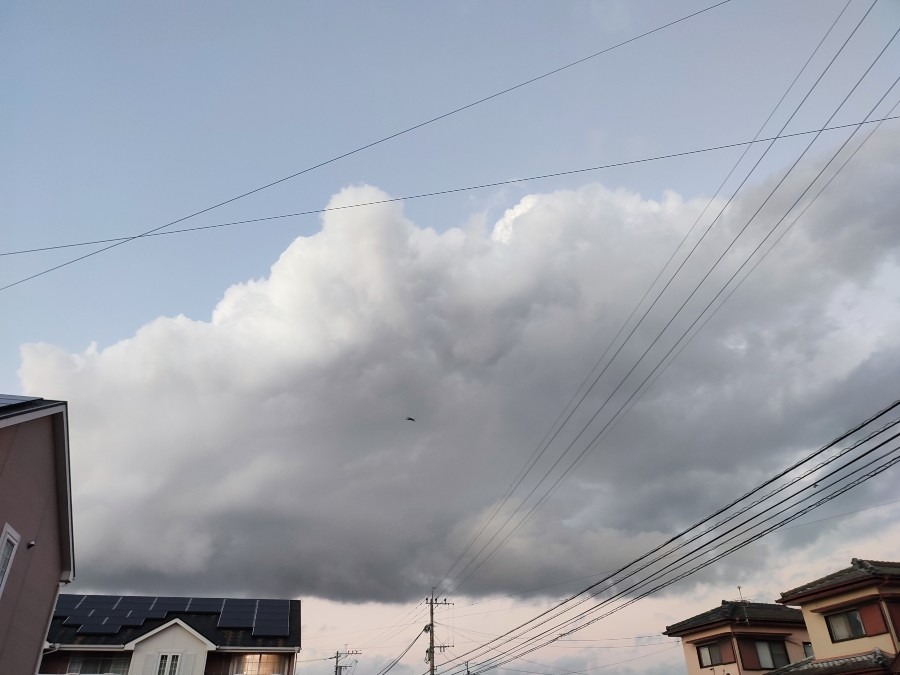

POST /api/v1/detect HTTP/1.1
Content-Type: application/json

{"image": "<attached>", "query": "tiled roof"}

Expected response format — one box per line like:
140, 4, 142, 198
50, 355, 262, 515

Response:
766, 650, 893, 675
664, 601, 804, 636
48, 594, 301, 650
780, 559, 900, 603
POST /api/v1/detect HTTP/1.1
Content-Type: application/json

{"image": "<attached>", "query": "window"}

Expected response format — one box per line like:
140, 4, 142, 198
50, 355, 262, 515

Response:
697, 640, 735, 667
803, 642, 814, 658
231, 653, 291, 675
157, 653, 181, 675
68, 654, 131, 674
825, 605, 887, 642
755, 641, 789, 670
827, 609, 865, 640
0, 524, 20, 599
738, 638, 789, 670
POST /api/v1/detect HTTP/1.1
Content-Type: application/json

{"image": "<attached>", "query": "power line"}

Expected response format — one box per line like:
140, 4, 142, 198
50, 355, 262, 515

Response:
626, 91, 900, 425
367, 627, 427, 675
440, 0, 891, 596
461, 443, 900, 675
0, 0, 733, 292
431, 400, 900, 675
4, 114, 899, 262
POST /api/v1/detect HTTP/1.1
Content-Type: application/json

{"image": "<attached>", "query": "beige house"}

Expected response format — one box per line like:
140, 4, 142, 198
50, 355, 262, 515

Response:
664, 600, 811, 675
0, 395, 75, 675
771, 558, 900, 675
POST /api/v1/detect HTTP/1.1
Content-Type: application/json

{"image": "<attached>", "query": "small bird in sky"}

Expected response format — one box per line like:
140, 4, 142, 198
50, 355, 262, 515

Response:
406, 417, 415, 422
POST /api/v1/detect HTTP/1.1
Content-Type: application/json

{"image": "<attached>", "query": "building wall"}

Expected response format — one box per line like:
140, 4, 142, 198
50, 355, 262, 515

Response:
797, 588, 898, 660
128, 623, 210, 675
0, 416, 65, 675
677, 624, 810, 675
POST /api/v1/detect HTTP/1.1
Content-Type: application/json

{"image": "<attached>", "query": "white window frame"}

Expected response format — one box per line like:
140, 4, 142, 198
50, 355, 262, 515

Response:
157, 652, 182, 675
0, 523, 20, 599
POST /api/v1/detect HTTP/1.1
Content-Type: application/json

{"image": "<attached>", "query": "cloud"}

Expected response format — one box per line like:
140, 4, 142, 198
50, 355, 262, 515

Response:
19, 131, 900, 602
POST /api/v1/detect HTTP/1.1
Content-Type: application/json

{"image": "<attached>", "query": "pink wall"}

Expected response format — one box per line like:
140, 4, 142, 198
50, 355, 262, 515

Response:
0, 416, 66, 675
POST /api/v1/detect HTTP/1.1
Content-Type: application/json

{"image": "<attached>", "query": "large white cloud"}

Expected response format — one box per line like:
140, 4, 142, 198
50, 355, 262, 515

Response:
19, 131, 900, 601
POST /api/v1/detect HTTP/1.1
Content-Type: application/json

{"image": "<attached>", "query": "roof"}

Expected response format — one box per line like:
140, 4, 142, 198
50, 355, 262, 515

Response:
0, 395, 63, 420
48, 594, 301, 651
780, 559, 900, 604
766, 650, 893, 675
664, 601, 805, 637
0, 395, 74, 582
0, 393, 40, 409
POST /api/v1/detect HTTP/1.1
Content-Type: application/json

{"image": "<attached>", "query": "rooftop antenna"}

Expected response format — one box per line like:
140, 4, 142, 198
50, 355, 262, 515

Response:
737, 586, 750, 624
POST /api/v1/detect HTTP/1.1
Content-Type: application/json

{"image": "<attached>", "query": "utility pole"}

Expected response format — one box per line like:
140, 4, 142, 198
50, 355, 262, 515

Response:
331, 649, 362, 675
425, 590, 453, 675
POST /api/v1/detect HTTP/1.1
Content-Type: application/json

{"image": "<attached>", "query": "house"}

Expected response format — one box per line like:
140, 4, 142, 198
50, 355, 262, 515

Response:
0, 395, 75, 675
38, 594, 301, 675
663, 600, 811, 675
770, 558, 900, 675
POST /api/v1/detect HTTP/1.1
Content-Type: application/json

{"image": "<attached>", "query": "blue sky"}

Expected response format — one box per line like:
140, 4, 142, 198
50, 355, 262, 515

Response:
5, 3, 900, 675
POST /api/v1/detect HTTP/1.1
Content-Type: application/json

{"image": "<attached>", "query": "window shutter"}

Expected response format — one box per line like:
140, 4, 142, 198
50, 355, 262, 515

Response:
888, 603, 900, 637
144, 653, 159, 675
859, 604, 887, 635
738, 639, 761, 670
720, 640, 735, 663
179, 653, 196, 675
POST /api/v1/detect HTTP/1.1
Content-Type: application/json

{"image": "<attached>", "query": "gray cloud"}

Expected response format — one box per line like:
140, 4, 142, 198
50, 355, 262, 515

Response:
20, 131, 900, 602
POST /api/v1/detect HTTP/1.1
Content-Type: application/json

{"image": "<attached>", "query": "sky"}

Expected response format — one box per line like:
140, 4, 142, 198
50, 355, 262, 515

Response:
4, 2, 900, 675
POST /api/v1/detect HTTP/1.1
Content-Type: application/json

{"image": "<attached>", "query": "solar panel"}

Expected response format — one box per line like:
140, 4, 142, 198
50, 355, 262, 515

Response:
77, 623, 122, 635
153, 597, 190, 612
257, 606, 289, 615
219, 616, 255, 628
140, 610, 169, 620
63, 615, 92, 626
75, 617, 107, 627
253, 623, 290, 637
187, 597, 225, 612
54, 594, 296, 640
79, 596, 119, 609
117, 597, 155, 610
56, 594, 84, 609
119, 616, 146, 627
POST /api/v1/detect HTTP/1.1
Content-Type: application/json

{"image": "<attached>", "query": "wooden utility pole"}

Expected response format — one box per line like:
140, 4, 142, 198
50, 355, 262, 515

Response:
332, 649, 362, 675
425, 590, 453, 675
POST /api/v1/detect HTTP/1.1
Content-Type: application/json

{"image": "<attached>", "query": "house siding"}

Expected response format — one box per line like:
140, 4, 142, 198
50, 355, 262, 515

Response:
128, 622, 209, 675
675, 623, 809, 675
798, 589, 898, 661
0, 416, 66, 675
